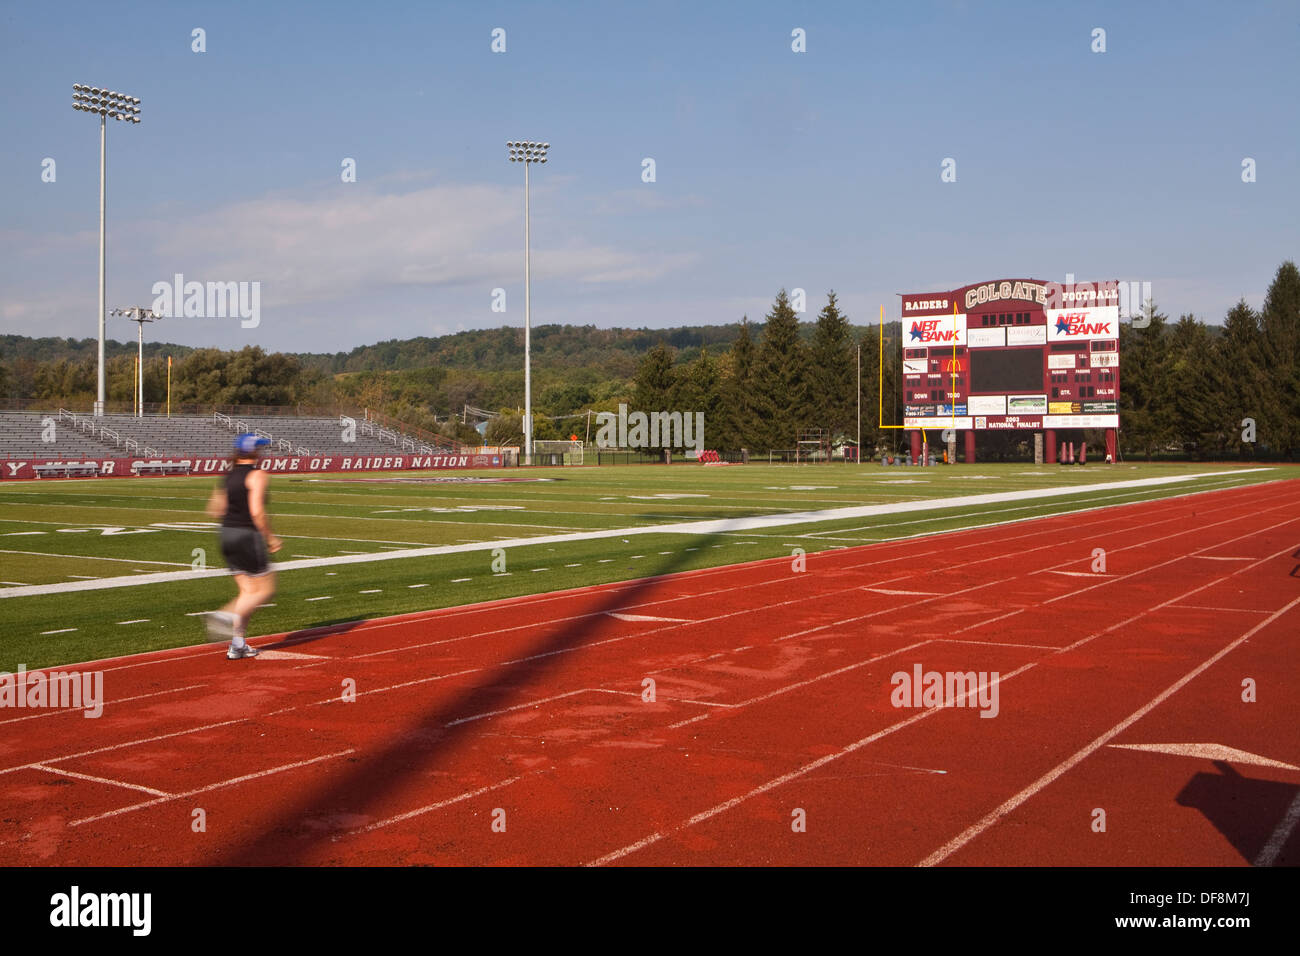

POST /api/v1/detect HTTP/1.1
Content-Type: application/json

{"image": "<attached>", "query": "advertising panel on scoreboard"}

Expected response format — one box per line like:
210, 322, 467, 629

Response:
967, 395, 1006, 415
1006, 325, 1047, 345
1046, 306, 1120, 342
1047, 353, 1077, 370
1044, 414, 1120, 428
982, 415, 1043, 429
967, 328, 1005, 348
1091, 351, 1119, 367
1007, 394, 1048, 414
903, 359, 928, 375
904, 417, 973, 430
906, 315, 966, 347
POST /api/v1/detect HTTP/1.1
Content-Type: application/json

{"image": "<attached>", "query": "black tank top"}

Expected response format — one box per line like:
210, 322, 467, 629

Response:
222, 463, 266, 529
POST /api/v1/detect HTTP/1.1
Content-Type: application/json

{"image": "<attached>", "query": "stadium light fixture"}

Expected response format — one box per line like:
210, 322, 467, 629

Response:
72, 84, 142, 417
507, 140, 549, 465
110, 307, 160, 418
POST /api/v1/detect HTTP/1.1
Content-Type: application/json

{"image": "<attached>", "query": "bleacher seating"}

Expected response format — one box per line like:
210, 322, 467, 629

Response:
1, 410, 460, 462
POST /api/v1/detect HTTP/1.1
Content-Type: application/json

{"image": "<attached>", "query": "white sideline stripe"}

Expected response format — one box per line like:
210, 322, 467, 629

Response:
41, 628, 77, 635
917, 593, 1300, 867
117, 619, 150, 625
70, 749, 357, 826
1192, 555, 1253, 561
1255, 789, 1300, 867
358, 774, 525, 833
360, 588, 382, 593
0, 469, 1270, 599
32, 763, 171, 797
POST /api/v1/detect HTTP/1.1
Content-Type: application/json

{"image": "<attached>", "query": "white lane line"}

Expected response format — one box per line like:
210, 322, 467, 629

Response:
0, 683, 207, 726
116, 619, 150, 625
41, 628, 77, 635
918, 593, 1300, 867
32, 764, 171, 797
1256, 789, 1300, 867
306, 596, 332, 602
450, 578, 471, 583
67, 575, 98, 580
0, 717, 249, 777
358, 774, 526, 833
592, 536, 1300, 866
69, 749, 357, 827
360, 589, 382, 594
3, 469, 1271, 599
1170, 604, 1269, 614
408, 583, 428, 589
1193, 555, 1253, 561
564, 563, 581, 567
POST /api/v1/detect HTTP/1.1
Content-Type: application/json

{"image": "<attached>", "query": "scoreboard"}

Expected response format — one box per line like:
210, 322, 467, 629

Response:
898, 278, 1121, 433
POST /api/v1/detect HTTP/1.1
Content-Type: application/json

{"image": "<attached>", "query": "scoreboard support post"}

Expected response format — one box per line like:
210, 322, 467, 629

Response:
1044, 429, 1057, 464
963, 430, 976, 464
1105, 429, 1117, 463
910, 431, 922, 464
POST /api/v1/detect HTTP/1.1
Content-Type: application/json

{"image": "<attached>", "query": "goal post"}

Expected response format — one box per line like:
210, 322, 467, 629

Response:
532, 439, 584, 465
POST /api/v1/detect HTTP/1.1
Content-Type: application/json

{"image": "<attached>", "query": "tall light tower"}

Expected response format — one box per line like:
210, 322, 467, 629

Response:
507, 140, 548, 465
72, 84, 141, 417
110, 307, 160, 417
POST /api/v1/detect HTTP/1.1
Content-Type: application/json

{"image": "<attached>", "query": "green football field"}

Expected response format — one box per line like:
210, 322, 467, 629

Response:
0, 461, 1283, 670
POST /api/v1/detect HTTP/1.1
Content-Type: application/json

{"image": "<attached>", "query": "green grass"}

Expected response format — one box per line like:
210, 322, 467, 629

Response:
0, 461, 1285, 670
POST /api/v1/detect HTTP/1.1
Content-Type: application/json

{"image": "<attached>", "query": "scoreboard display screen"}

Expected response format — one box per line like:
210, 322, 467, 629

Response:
969, 349, 1043, 393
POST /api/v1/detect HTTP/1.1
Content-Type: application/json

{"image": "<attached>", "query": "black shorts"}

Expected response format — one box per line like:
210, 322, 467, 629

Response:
219, 526, 271, 576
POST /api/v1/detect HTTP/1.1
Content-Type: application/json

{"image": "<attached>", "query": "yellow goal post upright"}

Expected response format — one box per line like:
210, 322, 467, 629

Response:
878, 302, 961, 465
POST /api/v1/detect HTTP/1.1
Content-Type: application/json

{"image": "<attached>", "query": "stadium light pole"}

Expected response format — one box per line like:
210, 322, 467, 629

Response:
110, 307, 160, 418
507, 140, 548, 465
72, 84, 141, 417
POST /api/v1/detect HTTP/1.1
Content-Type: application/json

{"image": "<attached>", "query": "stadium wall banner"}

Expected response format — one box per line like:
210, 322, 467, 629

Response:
0, 453, 506, 481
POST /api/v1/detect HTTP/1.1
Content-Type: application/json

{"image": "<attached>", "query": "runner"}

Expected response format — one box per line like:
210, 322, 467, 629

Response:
204, 433, 281, 659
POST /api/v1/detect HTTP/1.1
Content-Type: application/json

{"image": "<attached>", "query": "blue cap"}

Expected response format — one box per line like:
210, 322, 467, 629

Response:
234, 433, 271, 454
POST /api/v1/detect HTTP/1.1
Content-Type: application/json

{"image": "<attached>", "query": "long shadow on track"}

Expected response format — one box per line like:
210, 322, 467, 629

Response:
215, 527, 734, 865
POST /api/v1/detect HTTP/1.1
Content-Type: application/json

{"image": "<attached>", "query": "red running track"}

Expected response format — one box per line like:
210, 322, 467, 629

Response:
1, 479, 1297, 866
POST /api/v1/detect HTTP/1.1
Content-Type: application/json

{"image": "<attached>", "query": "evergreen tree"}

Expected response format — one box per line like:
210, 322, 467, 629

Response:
722, 317, 757, 450
808, 291, 856, 439
1214, 300, 1268, 459
752, 290, 809, 449
678, 347, 722, 451
1119, 302, 1174, 459
1260, 261, 1300, 456
1166, 315, 1216, 455
632, 344, 678, 449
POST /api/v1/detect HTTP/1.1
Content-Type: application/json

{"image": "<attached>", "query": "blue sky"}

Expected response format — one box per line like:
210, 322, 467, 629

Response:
2, 0, 1296, 353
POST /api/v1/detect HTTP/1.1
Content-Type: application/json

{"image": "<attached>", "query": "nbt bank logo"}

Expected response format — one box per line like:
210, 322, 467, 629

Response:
909, 319, 961, 344
1054, 312, 1114, 337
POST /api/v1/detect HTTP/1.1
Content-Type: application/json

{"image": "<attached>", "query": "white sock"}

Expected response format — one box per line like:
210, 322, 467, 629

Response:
231, 633, 246, 649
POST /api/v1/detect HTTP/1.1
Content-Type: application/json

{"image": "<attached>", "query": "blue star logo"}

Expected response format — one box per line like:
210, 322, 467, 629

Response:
1055, 317, 1072, 335
909, 323, 923, 341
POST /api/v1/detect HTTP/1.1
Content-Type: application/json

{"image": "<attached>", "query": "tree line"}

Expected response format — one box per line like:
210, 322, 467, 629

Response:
2, 261, 1296, 459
